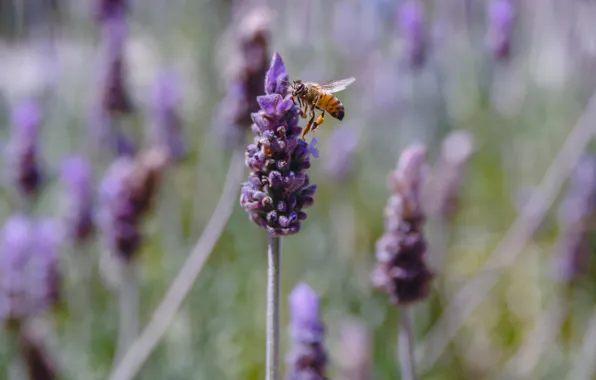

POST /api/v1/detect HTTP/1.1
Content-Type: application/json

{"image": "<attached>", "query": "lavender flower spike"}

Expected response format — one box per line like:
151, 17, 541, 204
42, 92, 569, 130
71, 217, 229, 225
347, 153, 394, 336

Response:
398, 0, 427, 69
285, 283, 327, 380
371, 144, 433, 305
95, 0, 128, 23
150, 70, 186, 161
60, 156, 95, 244
8, 100, 45, 199
0, 215, 62, 326
486, 0, 515, 60
240, 53, 318, 236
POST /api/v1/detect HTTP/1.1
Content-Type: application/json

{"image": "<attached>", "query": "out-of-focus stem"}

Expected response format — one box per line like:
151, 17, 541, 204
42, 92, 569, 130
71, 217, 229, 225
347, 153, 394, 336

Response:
398, 308, 417, 380
566, 307, 596, 380
266, 235, 281, 380
115, 263, 138, 365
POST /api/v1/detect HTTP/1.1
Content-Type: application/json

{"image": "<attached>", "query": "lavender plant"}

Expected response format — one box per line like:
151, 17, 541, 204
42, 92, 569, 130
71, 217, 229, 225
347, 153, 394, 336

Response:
240, 52, 318, 380
285, 283, 327, 380
60, 156, 95, 244
371, 144, 433, 380
7, 100, 45, 201
94, 0, 128, 22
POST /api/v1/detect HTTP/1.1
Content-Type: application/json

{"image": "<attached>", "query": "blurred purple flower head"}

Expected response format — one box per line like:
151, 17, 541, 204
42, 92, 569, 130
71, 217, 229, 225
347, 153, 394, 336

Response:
95, 0, 128, 23
240, 53, 317, 236
98, 148, 168, 262
8, 100, 45, 199
371, 144, 433, 305
0, 215, 62, 325
285, 283, 327, 380
323, 125, 358, 184
150, 70, 186, 161
100, 12, 134, 116
486, 0, 515, 60
397, 0, 427, 69
551, 156, 596, 283
216, 7, 271, 146
60, 156, 95, 244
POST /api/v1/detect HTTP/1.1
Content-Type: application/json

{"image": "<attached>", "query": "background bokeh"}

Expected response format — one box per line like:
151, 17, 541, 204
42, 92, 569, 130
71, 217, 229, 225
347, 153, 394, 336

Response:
2, 0, 596, 379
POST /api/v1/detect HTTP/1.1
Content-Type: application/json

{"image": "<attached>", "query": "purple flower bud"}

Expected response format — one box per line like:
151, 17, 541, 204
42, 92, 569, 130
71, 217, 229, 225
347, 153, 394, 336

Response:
397, 0, 427, 69
551, 156, 596, 282
0, 215, 62, 325
150, 70, 186, 161
323, 125, 358, 184
60, 156, 95, 244
371, 144, 433, 305
486, 0, 515, 60
98, 148, 168, 262
8, 100, 44, 198
285, 283, 327, 380
240, 53, 317, 236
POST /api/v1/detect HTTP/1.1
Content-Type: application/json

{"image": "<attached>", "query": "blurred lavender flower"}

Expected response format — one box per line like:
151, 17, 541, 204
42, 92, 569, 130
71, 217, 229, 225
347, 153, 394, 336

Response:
0, 215, 62, 325
371, 144, 433, 305
98, 148, 168, 262
285, 283, 327, 380
149, 70, 186, 161
8, 100, 45, 199
100, 12, 134, 116
486, 0, 515, 60
95, 0, 128, 24
429, 130, 475, 220
60, 156, 95, 244
216, 7, 271, 145
239, 53, 318, 236
323, 125, 358, 184
397, 0, 427, 69
551, 156, 596, 283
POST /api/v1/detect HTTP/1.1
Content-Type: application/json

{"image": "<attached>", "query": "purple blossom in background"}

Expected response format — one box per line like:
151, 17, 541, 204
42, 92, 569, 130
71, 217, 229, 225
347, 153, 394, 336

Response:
0, 215, 62, 325
8, 100, 44, 198
216, 7, 271, 145
95, 0, 128, 24
323, 124, 358, 184
285, 283, 327, 380
98, 148, 168, 262
397, 0, 427, 69
100, 12, 134, 116
239, 53, 317, 236
371, 144, 433, 305
551, 156, 596, 283
60, 156, 95, 244
486, 0, 515, 60
150, 70, 186, 161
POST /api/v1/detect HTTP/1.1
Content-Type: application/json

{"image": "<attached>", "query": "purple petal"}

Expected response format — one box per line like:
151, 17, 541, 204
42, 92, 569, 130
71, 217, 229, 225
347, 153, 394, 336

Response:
265, 52, 289, 95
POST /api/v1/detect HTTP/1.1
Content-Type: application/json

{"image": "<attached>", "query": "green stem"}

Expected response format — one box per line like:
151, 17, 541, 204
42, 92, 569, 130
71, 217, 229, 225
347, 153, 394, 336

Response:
266, 235, 281, 380
399, 307, 417, 380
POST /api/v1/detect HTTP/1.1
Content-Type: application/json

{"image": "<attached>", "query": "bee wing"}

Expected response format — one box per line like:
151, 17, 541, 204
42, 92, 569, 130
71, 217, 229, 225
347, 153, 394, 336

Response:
319, 77, 356, 93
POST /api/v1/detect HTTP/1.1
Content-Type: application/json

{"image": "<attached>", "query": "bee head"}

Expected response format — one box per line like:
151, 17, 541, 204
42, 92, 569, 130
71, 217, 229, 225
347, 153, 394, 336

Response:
291, 80, 307, 98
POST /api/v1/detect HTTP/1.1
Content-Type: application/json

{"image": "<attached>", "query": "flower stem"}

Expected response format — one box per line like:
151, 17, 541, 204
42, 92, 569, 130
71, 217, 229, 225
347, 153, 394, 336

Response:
115, 263, 138, 365
398, 307, 417, 380
266, 235, 281, 380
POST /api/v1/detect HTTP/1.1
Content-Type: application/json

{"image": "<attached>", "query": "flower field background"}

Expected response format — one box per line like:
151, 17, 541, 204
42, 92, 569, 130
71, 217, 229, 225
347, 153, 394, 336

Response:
2, 0, 596, 379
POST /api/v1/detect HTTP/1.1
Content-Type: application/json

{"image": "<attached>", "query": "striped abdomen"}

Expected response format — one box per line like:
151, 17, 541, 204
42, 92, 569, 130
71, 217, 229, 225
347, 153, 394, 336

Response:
316, 92, 345, 120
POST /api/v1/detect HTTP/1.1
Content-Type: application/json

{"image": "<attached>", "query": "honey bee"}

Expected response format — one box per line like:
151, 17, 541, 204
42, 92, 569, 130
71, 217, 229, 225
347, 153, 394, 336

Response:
290, 77, 355, 139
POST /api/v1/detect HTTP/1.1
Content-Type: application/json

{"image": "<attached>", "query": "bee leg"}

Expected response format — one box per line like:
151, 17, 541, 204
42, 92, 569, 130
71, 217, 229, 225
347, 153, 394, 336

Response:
312, 111, 325, 132
302, 111, 316, 139
300, 102, 308, 119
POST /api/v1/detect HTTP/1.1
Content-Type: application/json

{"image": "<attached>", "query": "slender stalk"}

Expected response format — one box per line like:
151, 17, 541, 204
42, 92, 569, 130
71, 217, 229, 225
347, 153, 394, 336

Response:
398, 308, 417, 380
115, 263, 139, 364
109, 149, 245, 380
566, 306, 596, 380
266, 235, 281, 380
